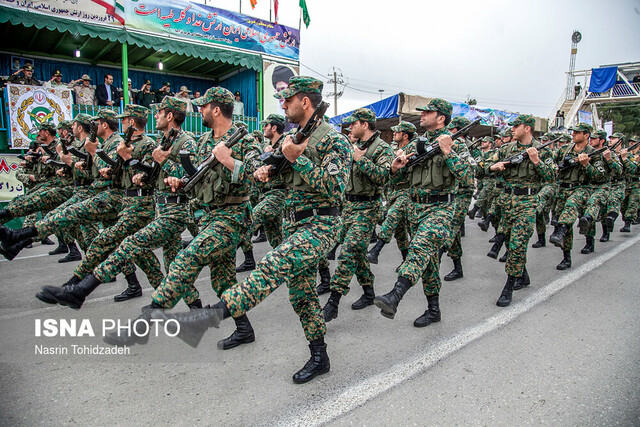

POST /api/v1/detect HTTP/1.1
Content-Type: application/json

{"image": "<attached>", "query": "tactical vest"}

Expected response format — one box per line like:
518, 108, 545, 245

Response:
71, 137, 92, 184
281, 121, 332, 192
121, 135, 153, 190
502, 140, 541, 180
558, 143, 592, 184
156, 132, 192, 192
346, 136, 384, 196
91, 133, 119, 182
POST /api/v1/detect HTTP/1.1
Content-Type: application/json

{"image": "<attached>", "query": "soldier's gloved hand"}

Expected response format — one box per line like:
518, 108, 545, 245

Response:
99, 167, 112, 178
578, 153, 590, 167
526, 147, 540, 165
282, 135, 307, 163
165, 177, 184, 193
254, 165, 272, 182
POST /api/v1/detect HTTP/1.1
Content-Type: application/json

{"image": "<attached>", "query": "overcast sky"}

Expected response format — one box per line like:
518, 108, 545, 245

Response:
202, 0, 640, 118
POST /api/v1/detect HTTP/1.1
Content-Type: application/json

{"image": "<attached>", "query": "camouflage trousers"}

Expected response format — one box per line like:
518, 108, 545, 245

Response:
605, 182, 625, 215
501, 194, 536, 277
239, 187, 264, 252
583, 185, 609, 238
556, 187, 591, 251
151, 203, 251, 308
93, 202, 189, 288
488, 184, 506, 229
535, 183, 556, 236
35, 188, 122, 241
377, 192, 411, 252
73, 196, 155, 279
622, 182, 640, 221
446, 191, 472, 260
474, 179, 495, 213
4, 184, 72, 225
398, 199, 454, 296
330, 200, 380, 295
43, 187, 100, 251
249, 188, 286, 248
222, 213, 341, 342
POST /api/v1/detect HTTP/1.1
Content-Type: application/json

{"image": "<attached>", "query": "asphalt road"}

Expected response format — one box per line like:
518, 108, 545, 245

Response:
1, 218, 638, 426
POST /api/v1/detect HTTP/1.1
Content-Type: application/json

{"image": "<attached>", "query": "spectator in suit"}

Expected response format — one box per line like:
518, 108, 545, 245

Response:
96, 74, 118, 106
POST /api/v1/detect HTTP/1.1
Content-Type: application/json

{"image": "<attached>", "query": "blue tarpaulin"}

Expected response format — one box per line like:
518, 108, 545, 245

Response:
589, 66, 618, 93
330, 94, 399, 125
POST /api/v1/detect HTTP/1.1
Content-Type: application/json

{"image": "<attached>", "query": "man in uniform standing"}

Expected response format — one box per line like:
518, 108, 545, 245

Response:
322, 108, 391, 321
68, 75, 96, 106
43, 70, 66, 88
7, 64, 40, 85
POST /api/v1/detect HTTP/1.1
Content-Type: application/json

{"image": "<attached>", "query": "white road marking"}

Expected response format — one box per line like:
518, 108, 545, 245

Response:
277, 233, 640, 427
0, 253, 49, 262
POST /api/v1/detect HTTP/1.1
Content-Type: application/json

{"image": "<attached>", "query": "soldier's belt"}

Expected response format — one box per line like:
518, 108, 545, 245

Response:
503, 187, 539, 196
73, 180, 92, 187
411, 194, 455, 204
156, 195, 189, 204
345, 194, 381, 202
628, 177, 640, 182
200, 196, 250, 212
558, 183, 578, 190
287, 207, 341, 223
125, 188, 155, 197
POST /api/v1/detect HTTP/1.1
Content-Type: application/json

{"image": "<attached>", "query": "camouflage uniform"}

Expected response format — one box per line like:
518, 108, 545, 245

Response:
328, 109, 392, 300
7, 64, 40, 86
621, 142, 640, 225
151, 89, 261, 307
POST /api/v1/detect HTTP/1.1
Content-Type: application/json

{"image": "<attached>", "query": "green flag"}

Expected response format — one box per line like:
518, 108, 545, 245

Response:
299, 0, 310, 28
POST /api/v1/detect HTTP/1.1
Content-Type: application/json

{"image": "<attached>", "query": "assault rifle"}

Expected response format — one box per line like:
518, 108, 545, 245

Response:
179, 126, 248, 193
355, 130, 381, 151
130, 128, 179, 183
558, 138, 625, 171
405, 118, 481, 168
502, 135, 562, 167
60, 134, 73, 156
95, 126, 136, 183
260, 101, 330, 177
467, 138, 482, 151
69, 121, 98, 170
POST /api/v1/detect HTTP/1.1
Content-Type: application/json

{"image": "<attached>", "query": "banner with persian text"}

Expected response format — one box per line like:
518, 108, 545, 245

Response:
0, 0, 123, 26
6, 84, 74, 149
0, 154, 24, 201
126, 0, 300, 61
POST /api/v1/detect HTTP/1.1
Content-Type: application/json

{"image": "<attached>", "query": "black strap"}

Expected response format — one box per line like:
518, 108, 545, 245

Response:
411, 194, 455, 204
345, 194, 381, 202
156, 195, 189, 204
125, 188, 155, 197
504, 187, 539, 196
287, 207, 341, 223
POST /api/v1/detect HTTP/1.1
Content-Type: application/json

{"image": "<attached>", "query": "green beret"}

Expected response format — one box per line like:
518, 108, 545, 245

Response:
391, 121, 417, 133
509, 114, 536, 129
73, 113, 94, 125
343, 108, 376, 125
416, 98, 453, 117
569, 123, 593, 134
448, 116, 471, 130
56, 120, 72, 130
153, 96, 188, 113
274, 76, 323, 100
261, 114, 285, 127
38, 122, 56, 132
193, 87, 234, 107
116, 104, 151, 119
93, 109, 118, 122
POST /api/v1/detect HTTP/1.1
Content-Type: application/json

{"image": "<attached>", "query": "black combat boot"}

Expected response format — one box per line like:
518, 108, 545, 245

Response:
322, 291, 341, 322
489, 234, 498, 243
48, 239, 68, 255
373, 277, 412, 319
316, 267, 331, 295
512, 267, 530, 290
620, 220, 632, 233
236, 249, 256, 272
599, 222, 610, 242
467, 205, 480, 220
59, 242, 82, 263
38, 274, 101, 309
556, 250, 572, 270
499, 249, 509, 263
0, 225, 38, 250
217, 314, 255, 350
366, 239, 386, 264
531, 233, 546, 248
187, 299, 203, 309
580, 236, 595, 254
0, 238, 33, 261
113, 272, 143, 302
0, 209, 11, 221
370, 229, 378, 244
550, 212, 559, 226
413, 294, 441, 327
36, 275, 83, 303
396, 249, 408, 273
549, 224, 569, 247
496, 276, 516, 307
292, 338, 330, 384
606, 211, 618, 232
351, 285, 375, 310
578, 214, 593, 235
444, 258, 463, 281
103, 302, 164, 346
154, 301, 230, 348
478, 214, 493, 232
476, 209, 484, 219
252, 226, 267, 243
460, 222, 465, 237
487, 234, 505, 259
326, 244, 338, 260
40, 236, 55, 245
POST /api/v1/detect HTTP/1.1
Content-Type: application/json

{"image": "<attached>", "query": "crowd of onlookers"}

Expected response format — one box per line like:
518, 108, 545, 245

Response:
2, 65, 246, 116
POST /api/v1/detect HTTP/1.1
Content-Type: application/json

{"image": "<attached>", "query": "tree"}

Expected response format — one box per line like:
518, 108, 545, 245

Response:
598, 102, 640, 136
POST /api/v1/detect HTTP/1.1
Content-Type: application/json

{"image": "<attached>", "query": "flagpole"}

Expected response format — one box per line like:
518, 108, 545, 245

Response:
298, 7, 302, 31
269, 0, 272, 21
